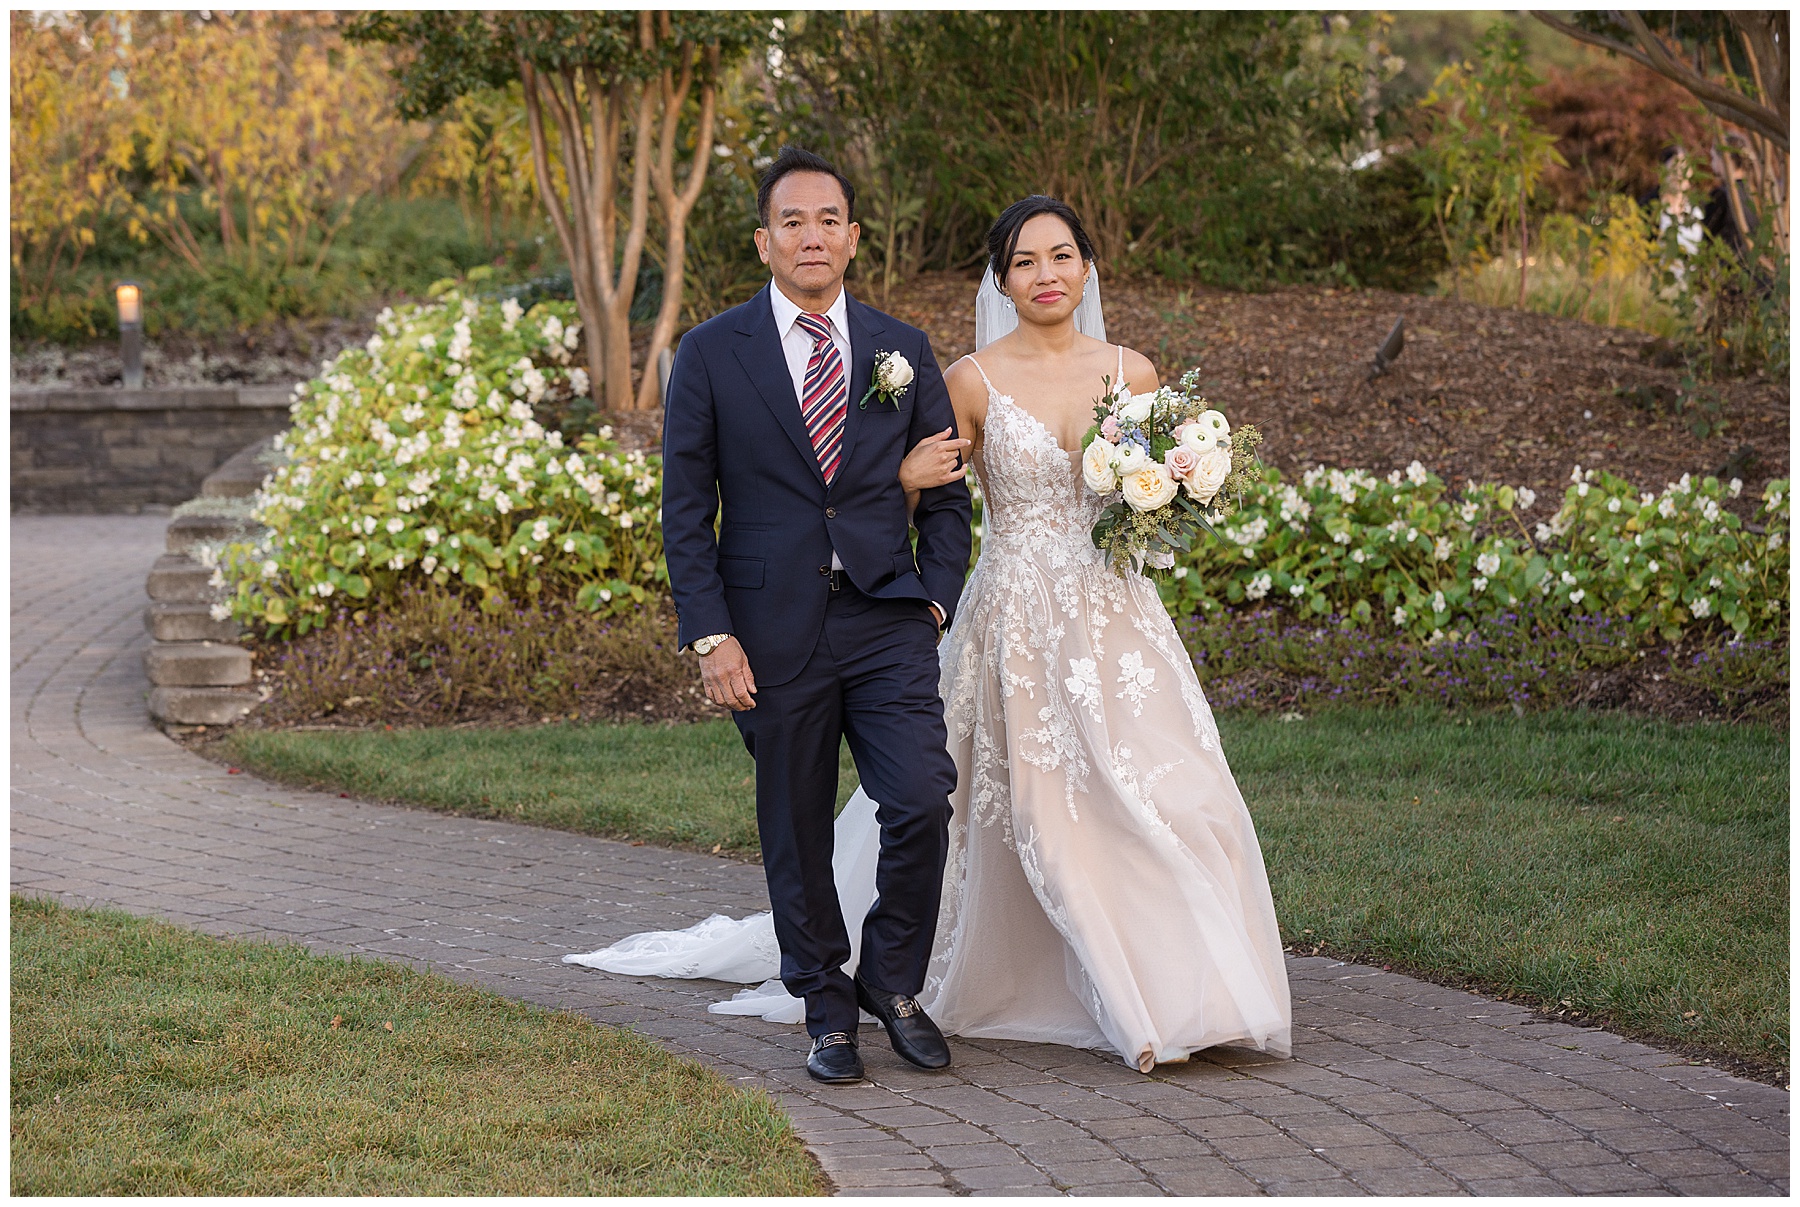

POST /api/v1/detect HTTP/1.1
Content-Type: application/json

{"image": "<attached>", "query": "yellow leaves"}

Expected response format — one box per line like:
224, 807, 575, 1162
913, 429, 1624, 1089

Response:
18, 11, 415, 280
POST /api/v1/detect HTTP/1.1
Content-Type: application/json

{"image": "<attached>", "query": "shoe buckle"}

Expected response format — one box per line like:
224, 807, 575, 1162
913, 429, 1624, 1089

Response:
893, 997, 920, 1018
815, 1031, 854, 1049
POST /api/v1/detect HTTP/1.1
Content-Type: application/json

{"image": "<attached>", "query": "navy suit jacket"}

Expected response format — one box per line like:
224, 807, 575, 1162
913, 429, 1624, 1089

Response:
662, 284, 974, 688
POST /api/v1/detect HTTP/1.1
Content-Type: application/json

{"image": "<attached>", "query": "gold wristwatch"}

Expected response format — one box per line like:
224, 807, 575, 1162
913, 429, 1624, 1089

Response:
690, 633, 732, 656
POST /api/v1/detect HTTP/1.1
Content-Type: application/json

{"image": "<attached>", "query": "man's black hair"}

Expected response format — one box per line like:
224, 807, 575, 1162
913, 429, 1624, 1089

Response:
757, 144, 856, 228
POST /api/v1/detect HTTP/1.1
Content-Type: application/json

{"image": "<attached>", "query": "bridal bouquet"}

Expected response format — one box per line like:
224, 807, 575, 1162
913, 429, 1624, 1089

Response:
1081, 368, 1261, 573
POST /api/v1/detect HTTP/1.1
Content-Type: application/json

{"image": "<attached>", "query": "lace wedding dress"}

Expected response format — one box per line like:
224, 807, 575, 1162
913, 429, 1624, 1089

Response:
567, 348, 1292, 1072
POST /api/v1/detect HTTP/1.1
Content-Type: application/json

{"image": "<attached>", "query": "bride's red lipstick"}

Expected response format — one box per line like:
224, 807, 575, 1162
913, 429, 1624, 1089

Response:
1032, 290, 1064, 304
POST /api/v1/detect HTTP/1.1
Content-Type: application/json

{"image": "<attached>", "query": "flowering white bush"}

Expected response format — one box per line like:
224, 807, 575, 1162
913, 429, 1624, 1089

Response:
228, 294, 1788, 652
1160, 460, 1789, 643
218, 285, 664, 635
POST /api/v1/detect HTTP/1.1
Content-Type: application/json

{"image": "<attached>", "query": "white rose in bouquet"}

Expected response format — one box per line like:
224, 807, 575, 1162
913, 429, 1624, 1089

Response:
1119, 390, 1152, 424
1122, 463, 1179, 512
1179, 410, 1230, 453
1114, 441, 1150, 475
1184, 446, 1233, 504
1082, 437, 1120, 494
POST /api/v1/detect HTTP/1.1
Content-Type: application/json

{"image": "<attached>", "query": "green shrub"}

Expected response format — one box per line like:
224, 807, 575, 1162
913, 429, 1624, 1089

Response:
11, 196, 555, 345
776, 11, 1433, 291
1160, 462, 1787, 644
228, 302, 1787, 649
1445, 198, 1683, 339
219, 285, 661, 635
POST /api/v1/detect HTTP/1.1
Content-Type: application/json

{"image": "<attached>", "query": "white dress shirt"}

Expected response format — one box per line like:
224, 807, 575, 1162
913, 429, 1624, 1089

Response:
769, 284, 850, 572
765, 283, 943, 627
770, 282, 852, 409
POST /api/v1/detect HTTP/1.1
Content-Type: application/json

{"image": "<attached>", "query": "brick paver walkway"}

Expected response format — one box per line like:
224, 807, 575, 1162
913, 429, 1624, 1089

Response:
11, 514, 1788, 1196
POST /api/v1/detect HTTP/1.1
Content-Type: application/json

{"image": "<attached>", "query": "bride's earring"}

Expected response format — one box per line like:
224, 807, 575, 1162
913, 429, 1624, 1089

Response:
1002, 293, 1014, 310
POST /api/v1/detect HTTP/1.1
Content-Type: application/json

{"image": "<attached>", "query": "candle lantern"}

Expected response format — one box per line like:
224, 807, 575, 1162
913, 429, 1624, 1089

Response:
116, 281, 143, 389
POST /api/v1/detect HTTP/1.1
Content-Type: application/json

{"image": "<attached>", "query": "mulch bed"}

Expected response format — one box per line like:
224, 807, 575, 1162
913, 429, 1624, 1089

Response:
879, 271, 1790, 508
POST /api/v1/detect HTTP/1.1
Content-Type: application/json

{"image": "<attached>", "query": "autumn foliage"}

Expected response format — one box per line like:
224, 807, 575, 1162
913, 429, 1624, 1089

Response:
1533, 59, 1716, 212
10, 12, 423, 335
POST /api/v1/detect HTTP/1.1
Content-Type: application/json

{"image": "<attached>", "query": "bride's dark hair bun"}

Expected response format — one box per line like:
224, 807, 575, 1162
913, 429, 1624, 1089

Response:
987, 196, 1096, 287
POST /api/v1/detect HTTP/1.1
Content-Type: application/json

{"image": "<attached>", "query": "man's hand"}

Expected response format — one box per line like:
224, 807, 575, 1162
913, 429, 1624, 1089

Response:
928, 603, 945, 629
899, 427, 971, 492
699, 636, 757, 710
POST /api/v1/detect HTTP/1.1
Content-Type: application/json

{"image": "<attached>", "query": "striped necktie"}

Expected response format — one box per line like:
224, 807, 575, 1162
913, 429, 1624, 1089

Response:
795, 311, 847, 484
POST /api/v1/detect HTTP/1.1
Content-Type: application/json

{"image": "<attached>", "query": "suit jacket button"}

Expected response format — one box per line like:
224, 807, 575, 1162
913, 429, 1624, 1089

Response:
825, 507, 837, 518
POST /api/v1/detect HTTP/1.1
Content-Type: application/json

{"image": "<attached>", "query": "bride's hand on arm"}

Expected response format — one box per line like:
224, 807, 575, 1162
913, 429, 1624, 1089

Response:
899, 427, 972, 515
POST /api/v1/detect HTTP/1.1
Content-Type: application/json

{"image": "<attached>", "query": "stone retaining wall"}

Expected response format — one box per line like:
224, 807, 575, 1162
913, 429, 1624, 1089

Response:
11, 385, 294, 512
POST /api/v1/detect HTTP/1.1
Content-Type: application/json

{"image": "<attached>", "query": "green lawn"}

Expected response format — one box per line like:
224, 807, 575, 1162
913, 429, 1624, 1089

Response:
223, 719, 856, 856
1230, 709, 1787, 1079
10, 896, 824, 1196
220, 709, 1788, 1078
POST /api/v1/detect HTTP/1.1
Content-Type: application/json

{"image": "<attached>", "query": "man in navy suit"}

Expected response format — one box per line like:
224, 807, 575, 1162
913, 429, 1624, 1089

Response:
661, 146, 972, 1084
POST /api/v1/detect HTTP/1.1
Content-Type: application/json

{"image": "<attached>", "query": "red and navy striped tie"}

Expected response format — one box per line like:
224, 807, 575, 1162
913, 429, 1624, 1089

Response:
796, 312, 847, 484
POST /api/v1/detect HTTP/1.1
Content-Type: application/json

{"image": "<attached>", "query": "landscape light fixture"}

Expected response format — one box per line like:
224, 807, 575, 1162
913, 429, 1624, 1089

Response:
116, 281, 144, 390
1367, 316, 1405, 382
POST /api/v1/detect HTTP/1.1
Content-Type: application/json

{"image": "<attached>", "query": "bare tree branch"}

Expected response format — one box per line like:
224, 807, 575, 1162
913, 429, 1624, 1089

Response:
1528, 10, 1787, 150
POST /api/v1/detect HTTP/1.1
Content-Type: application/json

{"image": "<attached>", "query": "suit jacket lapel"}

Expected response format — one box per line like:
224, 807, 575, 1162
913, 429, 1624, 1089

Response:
839, 294, 884, 486
733, 284, 826, 491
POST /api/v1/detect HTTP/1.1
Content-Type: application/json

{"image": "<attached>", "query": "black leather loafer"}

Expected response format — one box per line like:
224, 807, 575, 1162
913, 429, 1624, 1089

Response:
806, 1031, 865, 1084
855, 975, 951, 1070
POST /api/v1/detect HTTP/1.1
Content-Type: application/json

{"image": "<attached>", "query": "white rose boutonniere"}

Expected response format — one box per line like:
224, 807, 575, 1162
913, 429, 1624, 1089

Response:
859, 350, 914, 410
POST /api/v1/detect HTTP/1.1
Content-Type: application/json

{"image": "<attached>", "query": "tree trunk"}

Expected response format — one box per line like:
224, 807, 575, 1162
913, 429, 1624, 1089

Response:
519, 57, 605, 404
636, 42, 717, 412
510, 18, 730, 413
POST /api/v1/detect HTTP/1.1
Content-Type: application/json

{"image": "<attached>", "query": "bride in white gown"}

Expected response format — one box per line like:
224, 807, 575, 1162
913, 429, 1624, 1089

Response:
568, 196, 1290, 1073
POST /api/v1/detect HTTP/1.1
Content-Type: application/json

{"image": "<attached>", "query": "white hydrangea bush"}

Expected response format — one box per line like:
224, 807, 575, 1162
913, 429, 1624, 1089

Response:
218, 286, 663, 635
1163, 459, 1788, 643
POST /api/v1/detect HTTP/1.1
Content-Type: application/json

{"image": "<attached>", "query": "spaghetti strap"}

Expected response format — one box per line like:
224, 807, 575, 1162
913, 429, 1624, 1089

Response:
962, 354, 997, 393
1115, 344, 1125, 384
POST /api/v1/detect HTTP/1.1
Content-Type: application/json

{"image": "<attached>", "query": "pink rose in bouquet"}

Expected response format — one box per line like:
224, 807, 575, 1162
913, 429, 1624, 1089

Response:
1164, 446, 1200, 483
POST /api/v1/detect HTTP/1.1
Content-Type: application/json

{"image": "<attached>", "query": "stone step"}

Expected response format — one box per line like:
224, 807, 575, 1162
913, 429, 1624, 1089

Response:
144, 601, 239, 643
166, 513, 251, 555
148, 685, 258, 727
146, 554, 217, 603
201, 434, 284, 499
143, 641, 252, 688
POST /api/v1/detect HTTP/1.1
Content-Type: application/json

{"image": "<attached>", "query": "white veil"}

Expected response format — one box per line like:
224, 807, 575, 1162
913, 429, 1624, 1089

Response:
975, 263, 1106, 350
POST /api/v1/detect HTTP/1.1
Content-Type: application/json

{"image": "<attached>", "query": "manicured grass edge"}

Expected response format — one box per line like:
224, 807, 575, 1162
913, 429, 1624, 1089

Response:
1290, 936, 1788, 1090
190, 723, 771, 864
